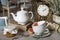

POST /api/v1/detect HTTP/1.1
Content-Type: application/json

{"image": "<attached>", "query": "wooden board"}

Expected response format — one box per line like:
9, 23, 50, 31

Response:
10, 21, 32, 31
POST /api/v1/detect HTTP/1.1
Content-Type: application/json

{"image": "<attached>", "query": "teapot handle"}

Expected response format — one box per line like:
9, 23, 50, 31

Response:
29, 11, 33, 19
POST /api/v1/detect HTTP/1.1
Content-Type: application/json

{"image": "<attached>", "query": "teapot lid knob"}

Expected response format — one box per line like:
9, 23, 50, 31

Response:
21, 7, 24, 10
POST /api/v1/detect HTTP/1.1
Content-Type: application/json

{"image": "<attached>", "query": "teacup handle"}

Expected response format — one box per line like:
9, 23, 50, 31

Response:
29, 11, 33, 19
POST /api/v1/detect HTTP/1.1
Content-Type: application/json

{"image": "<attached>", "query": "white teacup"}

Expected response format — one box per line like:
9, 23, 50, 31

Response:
32, 21, 46, 35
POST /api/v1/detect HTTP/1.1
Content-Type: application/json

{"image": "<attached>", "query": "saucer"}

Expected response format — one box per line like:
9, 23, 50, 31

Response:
32, 28, 51, 38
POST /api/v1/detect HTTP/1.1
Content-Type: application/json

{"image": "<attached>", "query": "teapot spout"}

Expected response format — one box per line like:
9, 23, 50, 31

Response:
11, 13, 17, 22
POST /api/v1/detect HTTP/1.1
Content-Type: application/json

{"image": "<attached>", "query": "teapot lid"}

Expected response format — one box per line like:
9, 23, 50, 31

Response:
19, 7, 27, 13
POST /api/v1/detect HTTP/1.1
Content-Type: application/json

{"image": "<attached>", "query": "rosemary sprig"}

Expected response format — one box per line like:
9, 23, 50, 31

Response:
45, 0, 60, 16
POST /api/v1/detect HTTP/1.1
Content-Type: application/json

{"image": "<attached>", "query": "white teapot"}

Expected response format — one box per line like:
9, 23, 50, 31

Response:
11, 7, 33, 25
